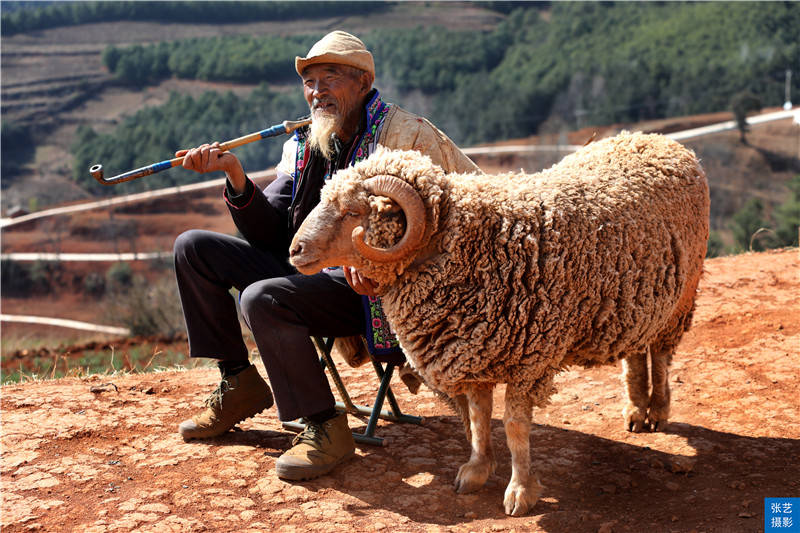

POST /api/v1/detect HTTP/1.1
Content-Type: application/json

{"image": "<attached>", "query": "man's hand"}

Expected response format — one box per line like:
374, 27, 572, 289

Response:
344, 266, 378, 297
176, 142, 247, 193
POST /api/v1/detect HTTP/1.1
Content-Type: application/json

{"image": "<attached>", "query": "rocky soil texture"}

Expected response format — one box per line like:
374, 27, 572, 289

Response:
2, 248, 798, 532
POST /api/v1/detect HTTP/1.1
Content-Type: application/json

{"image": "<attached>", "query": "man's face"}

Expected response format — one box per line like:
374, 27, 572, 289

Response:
302, 63, 368, 140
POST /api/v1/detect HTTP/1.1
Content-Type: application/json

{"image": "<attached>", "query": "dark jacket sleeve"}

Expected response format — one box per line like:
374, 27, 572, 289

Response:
224, 170, 293, 254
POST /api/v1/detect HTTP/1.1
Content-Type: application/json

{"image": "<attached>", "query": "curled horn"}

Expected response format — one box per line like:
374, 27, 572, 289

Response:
352, 175, 427, 262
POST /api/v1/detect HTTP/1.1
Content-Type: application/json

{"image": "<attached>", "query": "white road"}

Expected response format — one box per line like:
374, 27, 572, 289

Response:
665, 108, 798, 141
1, 313, 131, 336
1, 173, 266, 229
2, 107, 797, 335
2, 108, 796, 230
1, 251, 172, 262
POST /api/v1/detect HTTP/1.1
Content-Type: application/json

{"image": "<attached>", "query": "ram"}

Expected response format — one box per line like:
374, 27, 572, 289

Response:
289, 132, 710, 515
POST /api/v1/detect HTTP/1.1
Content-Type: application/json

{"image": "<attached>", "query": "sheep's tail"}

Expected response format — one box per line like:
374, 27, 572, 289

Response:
432, 387, 471, 442
330, 336, 371, 368
398, 363, 471, 440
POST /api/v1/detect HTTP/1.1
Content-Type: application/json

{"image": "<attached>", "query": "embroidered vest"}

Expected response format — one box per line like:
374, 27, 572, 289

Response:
291, 91, 401, 356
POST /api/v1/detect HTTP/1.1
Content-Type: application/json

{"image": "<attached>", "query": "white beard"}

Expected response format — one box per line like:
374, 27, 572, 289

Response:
308, 108, 341, 160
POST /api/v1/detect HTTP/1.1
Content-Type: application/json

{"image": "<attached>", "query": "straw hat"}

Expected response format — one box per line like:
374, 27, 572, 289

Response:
295, 31, 375, 82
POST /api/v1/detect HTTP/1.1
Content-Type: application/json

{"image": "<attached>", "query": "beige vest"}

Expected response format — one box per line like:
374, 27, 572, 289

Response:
376, 105, 480, 175
277, 104, 480, 177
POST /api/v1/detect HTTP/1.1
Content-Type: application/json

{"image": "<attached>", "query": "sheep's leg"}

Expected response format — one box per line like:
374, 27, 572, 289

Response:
454, 385, 495, 494
453, 393, 471, 442
622, 348, 651, 432
502, 383, 542, 516
648, 346, 672, 431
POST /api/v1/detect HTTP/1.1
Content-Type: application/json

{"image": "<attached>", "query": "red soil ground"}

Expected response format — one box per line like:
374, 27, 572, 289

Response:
2, 248, 798, 532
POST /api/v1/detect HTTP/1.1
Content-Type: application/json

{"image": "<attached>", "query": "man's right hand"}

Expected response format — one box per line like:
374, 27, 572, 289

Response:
176, 142, 248, 193
344, 266, 378, 297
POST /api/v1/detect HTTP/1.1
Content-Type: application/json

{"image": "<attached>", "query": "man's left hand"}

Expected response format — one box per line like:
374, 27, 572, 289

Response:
344, 267, 378, 297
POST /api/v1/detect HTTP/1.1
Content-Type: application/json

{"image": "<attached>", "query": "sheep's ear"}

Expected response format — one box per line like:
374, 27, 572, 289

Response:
369, 195, 402, 215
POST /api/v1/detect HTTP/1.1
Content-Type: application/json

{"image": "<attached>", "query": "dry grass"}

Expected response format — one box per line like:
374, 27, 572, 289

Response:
1, 341, 211, 385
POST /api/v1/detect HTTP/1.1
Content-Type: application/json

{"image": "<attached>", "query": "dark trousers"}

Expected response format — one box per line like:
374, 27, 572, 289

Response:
173, 229, 365, 421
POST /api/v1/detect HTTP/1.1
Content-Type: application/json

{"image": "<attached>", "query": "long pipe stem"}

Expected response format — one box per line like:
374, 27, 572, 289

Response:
90, 118, 310, 186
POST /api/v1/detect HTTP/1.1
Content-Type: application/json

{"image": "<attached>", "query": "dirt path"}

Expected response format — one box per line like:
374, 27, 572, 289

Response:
2, 249, 798, 533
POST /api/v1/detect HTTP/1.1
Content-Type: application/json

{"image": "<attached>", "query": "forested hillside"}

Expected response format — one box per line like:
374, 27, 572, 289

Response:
94, 2, 798, 140
2, 1, 798, 255
0, 1, 387, 35
62, 1, 799, 192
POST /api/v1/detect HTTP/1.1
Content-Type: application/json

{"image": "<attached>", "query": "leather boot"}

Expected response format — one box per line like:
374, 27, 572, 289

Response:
275, 413, 355, 480
179, 364, 273, 440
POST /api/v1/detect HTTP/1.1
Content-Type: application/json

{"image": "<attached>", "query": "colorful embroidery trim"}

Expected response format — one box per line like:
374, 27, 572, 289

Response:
363, 296, 400, 353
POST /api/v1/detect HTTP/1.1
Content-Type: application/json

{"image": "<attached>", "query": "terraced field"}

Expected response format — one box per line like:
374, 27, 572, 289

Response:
0, 3, 504, 212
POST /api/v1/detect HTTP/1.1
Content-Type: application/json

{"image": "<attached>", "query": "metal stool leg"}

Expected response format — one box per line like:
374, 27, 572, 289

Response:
283, 337, 424, 446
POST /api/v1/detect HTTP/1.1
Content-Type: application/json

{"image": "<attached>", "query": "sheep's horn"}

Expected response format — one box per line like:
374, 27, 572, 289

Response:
352, 175, 426, 263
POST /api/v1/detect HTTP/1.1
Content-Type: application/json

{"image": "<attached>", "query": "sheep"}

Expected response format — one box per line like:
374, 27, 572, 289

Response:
288, 132, 710, 516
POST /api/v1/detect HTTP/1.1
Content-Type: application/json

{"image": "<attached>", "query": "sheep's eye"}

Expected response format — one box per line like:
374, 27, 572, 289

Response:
344, 211, 360, 218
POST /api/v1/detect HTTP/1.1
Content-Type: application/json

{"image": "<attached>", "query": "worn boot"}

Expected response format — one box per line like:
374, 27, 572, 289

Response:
178, 364, 273, 440
275, 413, 356, 480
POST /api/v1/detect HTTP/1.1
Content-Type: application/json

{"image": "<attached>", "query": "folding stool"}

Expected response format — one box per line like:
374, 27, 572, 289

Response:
282, 336, 424, 446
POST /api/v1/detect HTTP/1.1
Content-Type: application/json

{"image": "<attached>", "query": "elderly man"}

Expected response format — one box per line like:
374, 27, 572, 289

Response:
173, 31, 478, 481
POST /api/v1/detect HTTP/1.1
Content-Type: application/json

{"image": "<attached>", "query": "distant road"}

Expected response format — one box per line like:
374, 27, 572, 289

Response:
2, 108, 797, 232
1, 314, 130, 336
665, 108, 797, 141
0, 251, 172, 262
463, 144, 582, 155
0, 108, 800, 233
1, 173, 253, 229
3, 107, 796, 336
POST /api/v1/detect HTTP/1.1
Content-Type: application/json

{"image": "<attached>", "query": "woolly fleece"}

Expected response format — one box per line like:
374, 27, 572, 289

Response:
317, 132, 709, 398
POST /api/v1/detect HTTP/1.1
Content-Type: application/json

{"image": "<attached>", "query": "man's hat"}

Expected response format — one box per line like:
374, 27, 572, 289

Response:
295, 31, 375, 83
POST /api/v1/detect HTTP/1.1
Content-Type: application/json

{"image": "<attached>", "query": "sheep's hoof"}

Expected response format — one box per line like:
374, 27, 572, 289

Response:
623, 404, 650, 433
454, 459, 493, 494
647, 406, 670, 432
503, 476, 542, 516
